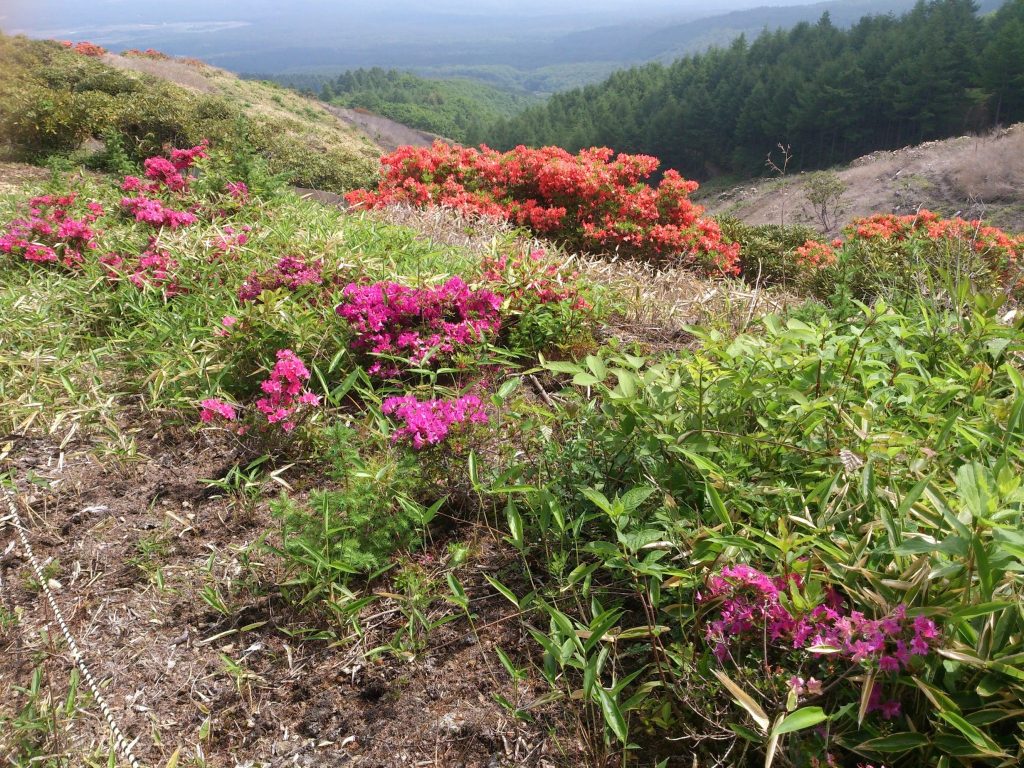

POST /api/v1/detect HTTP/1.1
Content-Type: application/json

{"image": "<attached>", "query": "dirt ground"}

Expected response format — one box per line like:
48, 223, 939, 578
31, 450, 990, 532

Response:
700, 123, 1024, 234
0, 425, 586, 767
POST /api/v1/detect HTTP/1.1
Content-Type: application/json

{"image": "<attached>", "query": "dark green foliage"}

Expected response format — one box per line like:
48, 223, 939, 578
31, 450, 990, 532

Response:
318, 67, 539, 143
718, 216, 822, 289
270, 428, 424, 583
484, 0, 1024, 180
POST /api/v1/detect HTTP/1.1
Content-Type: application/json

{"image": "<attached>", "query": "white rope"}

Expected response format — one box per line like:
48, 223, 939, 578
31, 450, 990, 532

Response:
1, 480, 143, 768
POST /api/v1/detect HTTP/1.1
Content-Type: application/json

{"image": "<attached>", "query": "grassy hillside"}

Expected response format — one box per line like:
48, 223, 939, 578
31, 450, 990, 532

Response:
0, 34, 381, 192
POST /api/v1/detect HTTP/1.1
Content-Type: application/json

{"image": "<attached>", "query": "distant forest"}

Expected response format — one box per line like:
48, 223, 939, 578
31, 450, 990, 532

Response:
480, 0, 1024, 178
317, 69, 538, 143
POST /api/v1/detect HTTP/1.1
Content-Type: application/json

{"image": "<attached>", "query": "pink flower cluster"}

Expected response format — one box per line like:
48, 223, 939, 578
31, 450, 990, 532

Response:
119, 142, 208, 228
238, 255, 326, 302
381, 394, 488, 449
101, 240, 182, 296
200, 398, 237, 423
225, 181, 250, 202
120, 196, 197, 228
255, 349, 321, 432
0, 194, 103, 268
198, 350, 320, 433
337, 277, 502, 376
209, 225, 251, 261
703, 565, 939, 667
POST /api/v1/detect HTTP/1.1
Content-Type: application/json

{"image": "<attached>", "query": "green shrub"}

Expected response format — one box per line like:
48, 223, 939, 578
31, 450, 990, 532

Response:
485, 292, 1024, 764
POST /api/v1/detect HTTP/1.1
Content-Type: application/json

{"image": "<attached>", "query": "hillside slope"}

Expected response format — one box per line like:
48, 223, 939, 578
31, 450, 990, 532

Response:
0, 36, 383, 192
700, 123, 1024, 233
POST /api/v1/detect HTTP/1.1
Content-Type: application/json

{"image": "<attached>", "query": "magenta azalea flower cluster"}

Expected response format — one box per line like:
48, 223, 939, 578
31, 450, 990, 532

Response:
255, 349, 322, 430
381, 394, 488, 449
238, 255, 326, 302
702, 564, 940, 719
336, 277, 502, 376
200, 349, 321, 434
0, 193, 103, 267
101, 241, 182, 296
120, 141, 208, 228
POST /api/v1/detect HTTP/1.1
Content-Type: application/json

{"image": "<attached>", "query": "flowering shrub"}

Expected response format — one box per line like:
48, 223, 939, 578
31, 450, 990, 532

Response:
843, 209, 1024, 296
61, 40, 107, 56
702, 565, 940, 720
208, 225, 251, 262
381, 393, 488, 449
480, 247, 592, 352
119, 142, 209, 229
238, 255, 327, 302
0, 193, 103, 268
792, 239, 838, 269
199, 349, 320, 433
347, 142, 740, 274
121, 48, 170, 60
255, 349, 321, 431
337, 277, 502, 376
101, 241, 182, 296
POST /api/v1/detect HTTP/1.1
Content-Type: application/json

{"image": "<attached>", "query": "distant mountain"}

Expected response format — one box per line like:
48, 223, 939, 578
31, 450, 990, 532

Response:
4, 0, 988, 91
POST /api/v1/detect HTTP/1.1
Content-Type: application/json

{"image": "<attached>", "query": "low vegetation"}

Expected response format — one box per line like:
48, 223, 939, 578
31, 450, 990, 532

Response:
0, 34, 380, 192
1, 128, 1023, 768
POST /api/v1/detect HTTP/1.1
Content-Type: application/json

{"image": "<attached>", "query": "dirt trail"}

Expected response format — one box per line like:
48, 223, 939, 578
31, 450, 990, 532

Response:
322, 105, 445, 153
700, 124, 1024, 233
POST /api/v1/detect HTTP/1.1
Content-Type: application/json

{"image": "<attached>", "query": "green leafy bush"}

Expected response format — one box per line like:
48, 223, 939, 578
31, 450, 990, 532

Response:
483, 293, 1024, 764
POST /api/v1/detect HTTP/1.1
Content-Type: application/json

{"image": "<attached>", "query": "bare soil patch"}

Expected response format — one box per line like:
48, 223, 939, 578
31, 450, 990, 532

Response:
701, 123, 1024, 233
0, 426, 585, 767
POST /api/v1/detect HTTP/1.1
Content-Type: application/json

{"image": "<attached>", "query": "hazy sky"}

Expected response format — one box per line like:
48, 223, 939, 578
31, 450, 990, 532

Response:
0, 0, 886, 77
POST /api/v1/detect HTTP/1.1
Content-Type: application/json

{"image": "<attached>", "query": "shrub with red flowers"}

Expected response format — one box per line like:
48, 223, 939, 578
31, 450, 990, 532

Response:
844, 209, 1024, 295
61, 40, 107, 56
336, 277, 502, 376
702, 565, 940, 721
0, 194, 103, 268
381, 393, 488, 450
121, 48, 170, 60
793, 239, 838, 270
199, 349, 321, 434
347, 142, 739, 274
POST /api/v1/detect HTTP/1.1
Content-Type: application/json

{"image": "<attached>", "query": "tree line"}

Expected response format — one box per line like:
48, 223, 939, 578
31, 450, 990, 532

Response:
478, 0, 1024, 178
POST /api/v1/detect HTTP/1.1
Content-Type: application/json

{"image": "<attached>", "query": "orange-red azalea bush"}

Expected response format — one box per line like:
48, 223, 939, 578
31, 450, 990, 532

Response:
347, 142, 740, 275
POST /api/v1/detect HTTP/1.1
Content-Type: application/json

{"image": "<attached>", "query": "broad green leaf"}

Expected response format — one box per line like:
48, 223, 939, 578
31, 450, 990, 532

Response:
595, 686, 628, 743
856, 732, 930, 753
937, 711, 1005, 756
770, 707, 828, 736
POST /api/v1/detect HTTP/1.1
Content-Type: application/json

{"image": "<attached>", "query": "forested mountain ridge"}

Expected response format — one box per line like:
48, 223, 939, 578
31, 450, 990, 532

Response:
482, 0, 1024, 179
